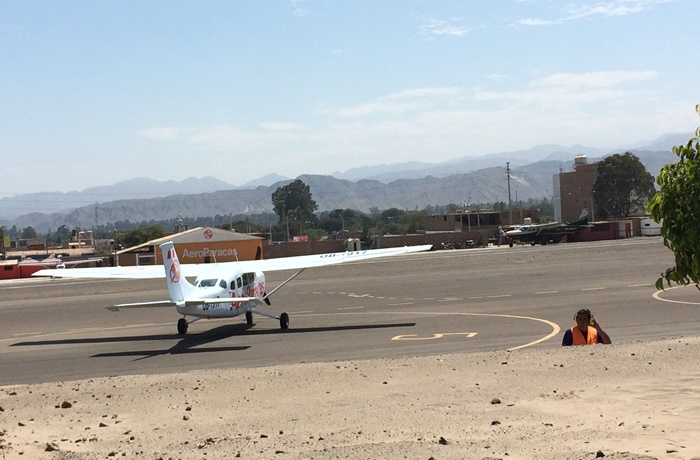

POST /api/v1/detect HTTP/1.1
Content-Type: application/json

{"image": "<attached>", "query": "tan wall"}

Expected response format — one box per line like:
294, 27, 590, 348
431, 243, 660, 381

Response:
118, 240, 263, 266
159, 240, 263, 264
264, 240, 344, 258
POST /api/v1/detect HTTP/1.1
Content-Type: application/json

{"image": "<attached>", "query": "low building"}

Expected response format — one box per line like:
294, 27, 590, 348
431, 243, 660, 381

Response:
116, 226, 264, 266
0, 260, 19, 280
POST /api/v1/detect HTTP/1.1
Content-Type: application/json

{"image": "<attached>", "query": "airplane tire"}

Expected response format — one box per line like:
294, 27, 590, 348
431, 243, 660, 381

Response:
177, 318, 188, 335
509, 241, 513, 248
246, 311, 254, 325
530, 240, 536, 246
280, 312, 289, 330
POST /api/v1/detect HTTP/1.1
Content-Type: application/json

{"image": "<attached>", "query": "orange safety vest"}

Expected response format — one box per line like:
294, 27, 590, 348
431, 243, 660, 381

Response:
570, 326, 599, 345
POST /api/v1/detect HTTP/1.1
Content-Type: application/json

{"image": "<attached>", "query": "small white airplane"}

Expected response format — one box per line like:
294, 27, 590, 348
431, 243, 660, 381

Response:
33, 241, 433, 335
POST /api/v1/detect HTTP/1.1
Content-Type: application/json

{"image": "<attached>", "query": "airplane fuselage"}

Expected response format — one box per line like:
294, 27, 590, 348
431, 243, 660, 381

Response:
176, 270, 266, 318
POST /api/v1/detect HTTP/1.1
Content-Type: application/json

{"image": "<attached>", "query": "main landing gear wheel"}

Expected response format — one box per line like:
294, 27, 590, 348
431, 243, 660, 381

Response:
177, 318, 188, 335
245, 311, 254, 325
530, 240, 537, 246
280, 312, 289, 330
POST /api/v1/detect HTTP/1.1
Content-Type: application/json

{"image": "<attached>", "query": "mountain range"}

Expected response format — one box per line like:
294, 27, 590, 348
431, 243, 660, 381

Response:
0, 133, 690, 233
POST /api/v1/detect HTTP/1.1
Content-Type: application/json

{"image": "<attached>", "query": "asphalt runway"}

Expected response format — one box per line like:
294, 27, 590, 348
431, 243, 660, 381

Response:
2, 237, 700, 386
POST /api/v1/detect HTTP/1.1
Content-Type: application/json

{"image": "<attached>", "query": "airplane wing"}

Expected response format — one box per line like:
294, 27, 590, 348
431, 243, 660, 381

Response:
33, 265, 167, 279
32, 244, 433, 279
230, 244, 433, 273
31, 264, 201, 279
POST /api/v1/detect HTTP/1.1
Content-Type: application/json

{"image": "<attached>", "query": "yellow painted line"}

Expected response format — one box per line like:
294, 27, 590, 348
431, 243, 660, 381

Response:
388, 302, 415, 306
349, 294, 372, 298
392, 332, 477, 341
469, 296, 484, 299
652, 286, 700, 306
307, 310, 560, 351
581, 287, 607, 291
486, 294, 512, 298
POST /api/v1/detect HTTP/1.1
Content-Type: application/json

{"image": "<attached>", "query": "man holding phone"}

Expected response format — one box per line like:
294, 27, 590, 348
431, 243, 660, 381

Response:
562, 308, 612, 346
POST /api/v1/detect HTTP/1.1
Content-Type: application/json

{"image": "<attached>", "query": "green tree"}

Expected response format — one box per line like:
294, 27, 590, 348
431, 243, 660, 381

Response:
48, 225, 72, 247
21, 226, 37, 239
271, 179, 318, 236
401, 210, 428, 234
379, 208, 405, 235
119, 224, 168, 248
647, 105, 700, 289
593, 152, 655, 220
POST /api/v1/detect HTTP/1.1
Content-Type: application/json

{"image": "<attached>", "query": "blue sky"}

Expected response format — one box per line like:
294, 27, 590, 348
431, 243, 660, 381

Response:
1, 0, 698, 195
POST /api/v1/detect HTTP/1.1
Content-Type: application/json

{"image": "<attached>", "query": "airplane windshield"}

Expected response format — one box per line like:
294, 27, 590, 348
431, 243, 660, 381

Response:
197, 279, 218, 288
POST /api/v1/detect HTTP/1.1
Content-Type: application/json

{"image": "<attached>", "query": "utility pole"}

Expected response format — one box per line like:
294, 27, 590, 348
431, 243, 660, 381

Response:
506, 162, 512, 225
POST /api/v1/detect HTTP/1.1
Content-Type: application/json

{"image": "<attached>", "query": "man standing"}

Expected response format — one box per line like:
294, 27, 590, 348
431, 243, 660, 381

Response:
562, 308, 612, 346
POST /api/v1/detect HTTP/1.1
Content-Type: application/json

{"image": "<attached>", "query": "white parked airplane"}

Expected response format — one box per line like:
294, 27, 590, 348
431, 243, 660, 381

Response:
33, 241, 433, 335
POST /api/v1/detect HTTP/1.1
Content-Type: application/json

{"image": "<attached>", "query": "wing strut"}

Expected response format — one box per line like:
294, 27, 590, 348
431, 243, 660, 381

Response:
262, 268, 306, 303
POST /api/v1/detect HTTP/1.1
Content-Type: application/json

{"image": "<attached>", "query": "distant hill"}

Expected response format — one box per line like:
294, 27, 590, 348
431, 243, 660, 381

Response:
1, 132, 690, 232
0, 161, 603, 232
329, 139, 676, 184
0, 176, 236, 220
238, 173, 291, 189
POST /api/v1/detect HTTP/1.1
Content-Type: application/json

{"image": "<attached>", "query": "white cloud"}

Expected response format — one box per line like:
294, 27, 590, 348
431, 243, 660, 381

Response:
487, 73, 510, 82
474, 70, 660, 110
515, 0, 677, 26
533, 70, 658, 88
139, 123, 303, 153
289, 0, 308, 17
337, 87, 462, 117
135, 71, 691, 180
140, 126, 180, 142
419, 18, 469, 37
566, 0, 677, 19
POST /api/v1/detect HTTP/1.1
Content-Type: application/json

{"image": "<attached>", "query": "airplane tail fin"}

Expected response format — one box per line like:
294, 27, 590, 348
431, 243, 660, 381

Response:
160, 241, 194, 304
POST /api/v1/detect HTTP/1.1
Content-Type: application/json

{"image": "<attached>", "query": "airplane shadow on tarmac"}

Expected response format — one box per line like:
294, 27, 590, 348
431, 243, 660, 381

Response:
10, 321, 417, 361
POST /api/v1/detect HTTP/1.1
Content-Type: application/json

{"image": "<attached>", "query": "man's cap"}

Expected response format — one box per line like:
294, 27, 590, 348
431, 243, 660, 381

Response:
576, 308, 591, 317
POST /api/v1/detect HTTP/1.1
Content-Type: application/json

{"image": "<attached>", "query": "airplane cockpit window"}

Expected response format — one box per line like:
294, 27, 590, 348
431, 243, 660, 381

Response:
197, 279, 218, 288
242, 273, 255, 286
219, 279, 227, 289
